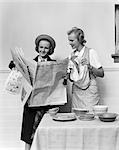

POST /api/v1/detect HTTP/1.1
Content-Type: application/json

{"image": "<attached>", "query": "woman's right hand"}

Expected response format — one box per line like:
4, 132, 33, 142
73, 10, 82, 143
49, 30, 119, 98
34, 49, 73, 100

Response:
81, 58, 88, 66
8, 60, 16, 70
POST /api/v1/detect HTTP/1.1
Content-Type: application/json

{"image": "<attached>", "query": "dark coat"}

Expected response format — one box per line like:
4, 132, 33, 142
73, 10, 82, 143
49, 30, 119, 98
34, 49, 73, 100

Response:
21, 54, 56, 144
33, 55, 56, 62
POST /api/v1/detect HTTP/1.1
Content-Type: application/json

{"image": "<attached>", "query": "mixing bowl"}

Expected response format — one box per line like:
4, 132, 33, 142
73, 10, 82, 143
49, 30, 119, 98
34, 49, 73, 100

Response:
72, 108, 89, 116
78, 113, 95, 121
98, 113, 118, 122
48, 107, 59, 116
92, 105, 108, 115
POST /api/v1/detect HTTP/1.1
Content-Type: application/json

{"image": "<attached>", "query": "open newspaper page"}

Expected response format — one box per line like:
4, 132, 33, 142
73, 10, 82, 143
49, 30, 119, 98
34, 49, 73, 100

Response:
29, 58, 69, 107
10, 47, 37, 103
21, 77, 33, 105
11, 47, 37, 86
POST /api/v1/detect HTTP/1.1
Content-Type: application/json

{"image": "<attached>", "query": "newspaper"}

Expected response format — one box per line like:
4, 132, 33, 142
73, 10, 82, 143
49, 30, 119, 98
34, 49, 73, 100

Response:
10, 47, 36, 103
21, 77, 33, 105
11, 47, 69, 106
29, 59, 68, 106
11, 47, 36, 86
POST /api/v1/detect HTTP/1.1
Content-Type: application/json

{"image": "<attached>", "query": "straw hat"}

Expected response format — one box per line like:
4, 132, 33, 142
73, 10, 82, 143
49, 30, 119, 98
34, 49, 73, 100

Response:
35, 34, 56, 50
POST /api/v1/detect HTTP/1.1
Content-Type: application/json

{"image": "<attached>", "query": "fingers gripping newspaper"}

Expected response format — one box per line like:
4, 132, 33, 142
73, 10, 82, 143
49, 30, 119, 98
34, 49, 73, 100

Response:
11, 48, 68, 106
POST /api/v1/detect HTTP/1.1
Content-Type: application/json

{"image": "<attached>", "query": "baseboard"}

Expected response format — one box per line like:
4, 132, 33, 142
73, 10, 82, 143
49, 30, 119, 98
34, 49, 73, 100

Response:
0, 67, 119, 74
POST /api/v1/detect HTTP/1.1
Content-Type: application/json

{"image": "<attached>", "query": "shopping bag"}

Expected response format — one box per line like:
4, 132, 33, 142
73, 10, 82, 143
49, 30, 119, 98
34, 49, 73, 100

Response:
4, 69, 23, 95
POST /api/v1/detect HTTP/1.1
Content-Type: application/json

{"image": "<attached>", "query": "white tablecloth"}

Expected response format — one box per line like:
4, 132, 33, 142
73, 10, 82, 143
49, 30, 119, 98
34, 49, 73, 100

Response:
30, 113, 119, 150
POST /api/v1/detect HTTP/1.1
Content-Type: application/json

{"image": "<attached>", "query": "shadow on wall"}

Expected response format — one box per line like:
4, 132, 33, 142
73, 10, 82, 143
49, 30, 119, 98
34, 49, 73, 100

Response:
59, 81, 72, 113
97, 78, 106, 105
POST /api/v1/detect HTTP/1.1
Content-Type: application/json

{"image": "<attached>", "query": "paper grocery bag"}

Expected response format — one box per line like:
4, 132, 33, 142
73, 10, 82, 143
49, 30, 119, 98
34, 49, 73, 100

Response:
4, 69, 23, 95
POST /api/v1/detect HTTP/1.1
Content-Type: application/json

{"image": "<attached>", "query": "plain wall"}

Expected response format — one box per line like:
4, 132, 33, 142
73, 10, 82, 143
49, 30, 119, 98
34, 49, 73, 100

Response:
0, 0, 118, 69
0, 0, 119, 150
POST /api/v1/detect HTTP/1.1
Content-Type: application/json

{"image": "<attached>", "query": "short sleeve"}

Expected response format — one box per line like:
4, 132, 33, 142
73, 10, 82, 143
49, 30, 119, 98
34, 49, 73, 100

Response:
89, 49, 102, 69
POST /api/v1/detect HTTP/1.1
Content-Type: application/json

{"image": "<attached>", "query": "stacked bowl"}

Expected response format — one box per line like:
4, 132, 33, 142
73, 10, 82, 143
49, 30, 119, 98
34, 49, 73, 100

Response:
72, 108, 89, 116
48, 107, 59, 116
72, 108, 95, 121
98, 113, 118, 122
92, 105, 108, 116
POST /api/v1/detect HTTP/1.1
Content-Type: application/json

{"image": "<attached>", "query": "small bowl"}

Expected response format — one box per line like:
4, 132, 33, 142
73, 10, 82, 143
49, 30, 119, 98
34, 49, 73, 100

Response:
98, 113, 118, 122
48, 107, 59, 116
72, 108, 89, 116
92, 105, 108, 115
78, 113, 95, 121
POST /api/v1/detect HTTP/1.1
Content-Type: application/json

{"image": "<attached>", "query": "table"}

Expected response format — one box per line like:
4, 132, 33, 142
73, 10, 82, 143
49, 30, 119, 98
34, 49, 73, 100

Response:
30, 113, 119, 150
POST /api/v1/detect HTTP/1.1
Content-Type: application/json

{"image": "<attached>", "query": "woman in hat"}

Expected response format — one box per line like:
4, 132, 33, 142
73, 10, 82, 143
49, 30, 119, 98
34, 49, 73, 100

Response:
9, 34, 59, 150
66, 27, 104, 111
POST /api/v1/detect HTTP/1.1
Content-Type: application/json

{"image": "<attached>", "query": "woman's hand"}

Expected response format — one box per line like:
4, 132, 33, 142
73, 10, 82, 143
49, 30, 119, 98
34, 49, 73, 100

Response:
80, 58, 88, 66
8, 60, 16, 70
81, 58, 88, 65
63, 79, 67, 86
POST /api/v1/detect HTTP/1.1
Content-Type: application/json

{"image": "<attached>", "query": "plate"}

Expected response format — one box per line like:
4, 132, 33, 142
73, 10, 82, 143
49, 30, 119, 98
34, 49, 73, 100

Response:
52, 113, 77, 122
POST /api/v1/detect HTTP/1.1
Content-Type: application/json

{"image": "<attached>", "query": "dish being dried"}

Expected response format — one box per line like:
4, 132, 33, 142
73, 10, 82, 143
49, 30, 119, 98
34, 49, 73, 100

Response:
98, 113, 118, 122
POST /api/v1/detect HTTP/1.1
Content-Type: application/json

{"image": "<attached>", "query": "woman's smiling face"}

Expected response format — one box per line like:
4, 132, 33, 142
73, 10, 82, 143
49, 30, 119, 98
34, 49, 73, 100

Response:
38, 40, 50, 57
68, 32, 80, 50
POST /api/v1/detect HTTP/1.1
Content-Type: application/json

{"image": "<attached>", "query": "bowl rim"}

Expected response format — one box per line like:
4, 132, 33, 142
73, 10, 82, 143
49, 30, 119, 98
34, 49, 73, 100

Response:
48, 107, 59, 113
99, 113, 118, 118
99, 117, 116, 122
72, 108, 89, 111
79, 113, 95, 119
92, 105, 108, 108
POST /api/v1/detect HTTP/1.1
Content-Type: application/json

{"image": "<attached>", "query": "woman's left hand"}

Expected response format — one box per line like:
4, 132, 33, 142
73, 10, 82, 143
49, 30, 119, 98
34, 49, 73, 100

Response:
63, 79, 67, 86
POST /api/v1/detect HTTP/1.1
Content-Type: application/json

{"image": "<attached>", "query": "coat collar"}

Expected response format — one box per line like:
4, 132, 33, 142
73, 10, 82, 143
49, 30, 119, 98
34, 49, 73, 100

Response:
33, 55, 55, 62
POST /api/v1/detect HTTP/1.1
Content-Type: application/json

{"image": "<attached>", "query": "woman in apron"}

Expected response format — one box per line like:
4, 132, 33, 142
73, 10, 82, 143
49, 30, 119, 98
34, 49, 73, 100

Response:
66, 27, 104, 111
